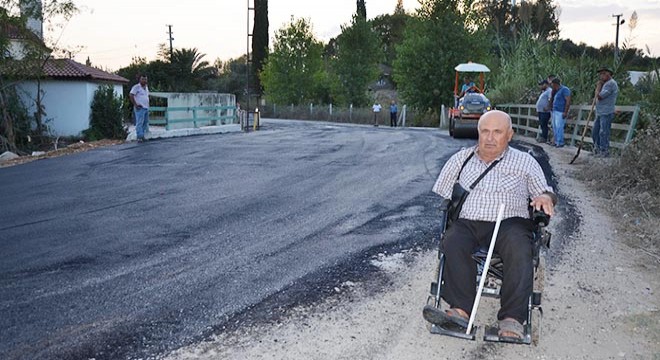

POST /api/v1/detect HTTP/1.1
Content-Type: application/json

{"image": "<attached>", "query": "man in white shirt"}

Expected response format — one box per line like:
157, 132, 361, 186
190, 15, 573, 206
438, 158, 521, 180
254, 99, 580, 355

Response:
129, 75, 150, 142
372, 102, 382, 127
535, 79, 552, 143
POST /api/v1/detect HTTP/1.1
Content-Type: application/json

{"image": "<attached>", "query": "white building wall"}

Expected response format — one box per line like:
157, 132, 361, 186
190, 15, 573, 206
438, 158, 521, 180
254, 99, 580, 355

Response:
17, 80, 124, 136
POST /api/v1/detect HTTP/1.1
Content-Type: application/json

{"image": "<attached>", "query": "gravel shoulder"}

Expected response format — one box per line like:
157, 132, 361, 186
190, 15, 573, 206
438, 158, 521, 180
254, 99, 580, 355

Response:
165, 140, 660, 360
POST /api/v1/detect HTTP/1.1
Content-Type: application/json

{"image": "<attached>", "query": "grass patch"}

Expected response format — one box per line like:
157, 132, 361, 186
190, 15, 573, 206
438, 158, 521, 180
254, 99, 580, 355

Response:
576, 122, 660, 255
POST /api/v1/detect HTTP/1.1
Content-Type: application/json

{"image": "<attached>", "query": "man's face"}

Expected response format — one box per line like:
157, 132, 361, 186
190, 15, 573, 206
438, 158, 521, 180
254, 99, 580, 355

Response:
551, 82, 560, 91
598, 71, 611, 82
478, 111, 513, 158
139, 76, 148, 86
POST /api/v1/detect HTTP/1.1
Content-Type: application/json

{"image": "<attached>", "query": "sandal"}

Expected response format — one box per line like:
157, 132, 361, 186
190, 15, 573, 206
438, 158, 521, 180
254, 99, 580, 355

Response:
498, 318, 524, 340
423, 305, 469, 328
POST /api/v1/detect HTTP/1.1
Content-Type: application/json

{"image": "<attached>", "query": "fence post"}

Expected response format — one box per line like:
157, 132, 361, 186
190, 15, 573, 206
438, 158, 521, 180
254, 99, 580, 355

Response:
440, 104, 445, 128
570, 105, 584, 147
625, 105, 641, 144
401, 105, 407, 127
254, 108, 260, 131
192, 108, 198, 128
349, 104, 353, 122
329, 103, 333, 117
525, 106, 531, 136
165, 108, 170, 131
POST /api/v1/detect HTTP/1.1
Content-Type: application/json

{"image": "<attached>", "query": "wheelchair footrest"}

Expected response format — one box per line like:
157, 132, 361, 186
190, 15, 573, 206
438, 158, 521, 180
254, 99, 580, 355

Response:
483, 325, 531, 345
430, 323, 477, 340
532, 291, 542, 306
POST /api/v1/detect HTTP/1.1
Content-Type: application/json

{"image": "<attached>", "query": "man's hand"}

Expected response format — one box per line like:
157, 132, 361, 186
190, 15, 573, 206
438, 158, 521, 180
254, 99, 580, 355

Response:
530, 193, 555, 217
595, 80, 603, 95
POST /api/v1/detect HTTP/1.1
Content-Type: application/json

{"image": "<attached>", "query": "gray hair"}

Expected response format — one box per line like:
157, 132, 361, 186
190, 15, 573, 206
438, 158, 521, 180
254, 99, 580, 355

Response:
477, 110, 512, 131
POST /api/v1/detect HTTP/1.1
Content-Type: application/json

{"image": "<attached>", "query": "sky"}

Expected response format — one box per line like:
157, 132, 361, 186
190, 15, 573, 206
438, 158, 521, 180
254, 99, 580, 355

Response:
42, 0, 660, 71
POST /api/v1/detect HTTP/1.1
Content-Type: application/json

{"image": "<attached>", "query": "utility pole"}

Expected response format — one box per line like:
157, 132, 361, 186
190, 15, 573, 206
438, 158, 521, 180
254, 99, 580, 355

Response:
166, 24, 174, 60
612, 14, 624, 63
245, 0, 254, 131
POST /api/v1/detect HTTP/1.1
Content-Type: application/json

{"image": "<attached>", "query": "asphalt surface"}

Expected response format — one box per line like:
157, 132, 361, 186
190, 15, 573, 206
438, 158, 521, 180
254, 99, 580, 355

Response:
0, 120, 472, 359
0, 119, 556, 359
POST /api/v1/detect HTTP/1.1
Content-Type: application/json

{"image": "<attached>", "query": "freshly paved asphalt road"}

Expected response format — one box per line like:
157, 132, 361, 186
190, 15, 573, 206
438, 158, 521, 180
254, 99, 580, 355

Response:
1, 119, 478, 359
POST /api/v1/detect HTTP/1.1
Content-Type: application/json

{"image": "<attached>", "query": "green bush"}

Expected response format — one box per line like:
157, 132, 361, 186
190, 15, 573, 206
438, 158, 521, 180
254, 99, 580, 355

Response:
84, 85, 127, 141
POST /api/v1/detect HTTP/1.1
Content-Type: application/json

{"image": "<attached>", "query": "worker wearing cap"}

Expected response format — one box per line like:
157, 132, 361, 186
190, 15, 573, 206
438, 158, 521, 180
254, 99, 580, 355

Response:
593, 67, 619, 157
550, 78, 571, 148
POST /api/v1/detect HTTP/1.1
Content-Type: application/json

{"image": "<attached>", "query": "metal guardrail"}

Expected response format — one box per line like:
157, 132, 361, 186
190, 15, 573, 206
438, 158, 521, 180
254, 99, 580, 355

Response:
148, 105, 238, 130
261, 103, 411, 127
498, 104, 641, 150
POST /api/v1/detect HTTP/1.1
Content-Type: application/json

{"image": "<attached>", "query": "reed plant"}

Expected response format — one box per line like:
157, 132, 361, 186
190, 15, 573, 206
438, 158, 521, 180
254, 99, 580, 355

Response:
488, 27, 599, 107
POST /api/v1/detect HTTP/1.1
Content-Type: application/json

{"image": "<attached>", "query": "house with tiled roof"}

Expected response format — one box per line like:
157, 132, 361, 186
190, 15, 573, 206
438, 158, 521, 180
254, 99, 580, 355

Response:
1, 1, 129, 136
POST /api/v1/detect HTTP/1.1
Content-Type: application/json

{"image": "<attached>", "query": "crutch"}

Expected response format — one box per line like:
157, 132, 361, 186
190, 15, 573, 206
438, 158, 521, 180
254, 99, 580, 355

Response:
466, 203, 506, 335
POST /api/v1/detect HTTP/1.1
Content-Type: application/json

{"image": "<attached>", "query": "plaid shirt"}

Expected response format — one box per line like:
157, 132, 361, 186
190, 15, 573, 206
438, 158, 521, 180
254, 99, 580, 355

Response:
432, 146, 554, 222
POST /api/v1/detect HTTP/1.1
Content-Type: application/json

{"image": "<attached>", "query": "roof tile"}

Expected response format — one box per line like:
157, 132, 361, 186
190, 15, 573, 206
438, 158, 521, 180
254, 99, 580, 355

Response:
42, 59, 129, 83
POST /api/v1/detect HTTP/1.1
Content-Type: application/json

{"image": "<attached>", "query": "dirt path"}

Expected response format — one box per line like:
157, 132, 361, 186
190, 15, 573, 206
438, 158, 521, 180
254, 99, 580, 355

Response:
165, 142, 659, 360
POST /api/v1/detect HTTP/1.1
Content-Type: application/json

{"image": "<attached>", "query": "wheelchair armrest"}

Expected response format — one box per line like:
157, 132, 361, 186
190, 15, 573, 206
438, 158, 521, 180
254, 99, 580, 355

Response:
532, 209, 550, 227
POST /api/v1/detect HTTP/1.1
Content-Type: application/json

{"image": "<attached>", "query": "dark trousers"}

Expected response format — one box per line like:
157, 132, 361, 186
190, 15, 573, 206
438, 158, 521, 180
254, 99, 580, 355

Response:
441, 217, 534, 324
538, 112, 551, 140
390, 112, 397, 127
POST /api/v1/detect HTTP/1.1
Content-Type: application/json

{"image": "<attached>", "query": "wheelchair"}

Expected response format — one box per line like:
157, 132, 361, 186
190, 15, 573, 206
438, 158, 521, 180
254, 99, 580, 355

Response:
424, 198, 551, 345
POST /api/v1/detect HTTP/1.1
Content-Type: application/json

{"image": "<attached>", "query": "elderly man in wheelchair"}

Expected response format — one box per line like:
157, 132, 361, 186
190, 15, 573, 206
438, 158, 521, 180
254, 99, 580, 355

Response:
423, 110, 557, 344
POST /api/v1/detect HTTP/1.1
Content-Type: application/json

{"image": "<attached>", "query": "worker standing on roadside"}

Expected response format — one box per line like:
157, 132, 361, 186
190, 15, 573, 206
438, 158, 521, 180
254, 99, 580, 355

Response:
592, 67, 619, 158
373, 102, 382, 127
550, 78, 571, 148
535, 79, 552, 143
129, 74, 150, 143
390, 101, 398, 127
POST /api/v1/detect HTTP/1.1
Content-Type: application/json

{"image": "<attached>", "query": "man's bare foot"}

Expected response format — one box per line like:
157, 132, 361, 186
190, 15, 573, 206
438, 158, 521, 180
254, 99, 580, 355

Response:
451, 308, 469, 319
498, 317, 524, 339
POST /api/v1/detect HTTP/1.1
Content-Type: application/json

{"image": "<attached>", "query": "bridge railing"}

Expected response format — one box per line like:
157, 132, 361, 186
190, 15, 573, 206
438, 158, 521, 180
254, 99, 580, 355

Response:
498, 104, 641, 150
148, 105, 239, 130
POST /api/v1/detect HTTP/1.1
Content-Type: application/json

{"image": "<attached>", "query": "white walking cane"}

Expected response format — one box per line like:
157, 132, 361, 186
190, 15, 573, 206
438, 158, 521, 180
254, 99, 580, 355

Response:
466, 203, 506, 335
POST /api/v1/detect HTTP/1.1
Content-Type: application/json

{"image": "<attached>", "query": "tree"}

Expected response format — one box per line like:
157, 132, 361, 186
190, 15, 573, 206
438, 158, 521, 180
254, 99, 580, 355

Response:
332, 15, 382, 106
371, 2, 411, 67
393, 0, 487, 119
473, 0, 559, 46
252, 0, 268, 96
260, 17, 325, 105
356, 0, 366, 20
169, 47, 214, 91
210, 55, 248, 101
